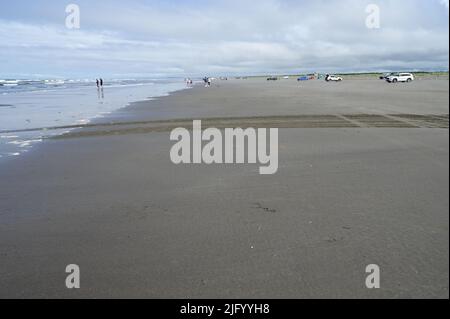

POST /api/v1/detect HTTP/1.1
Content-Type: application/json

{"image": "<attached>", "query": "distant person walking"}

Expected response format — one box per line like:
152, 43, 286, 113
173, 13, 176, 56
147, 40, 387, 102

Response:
100, 78, 104, 87
96, 79, 100, 88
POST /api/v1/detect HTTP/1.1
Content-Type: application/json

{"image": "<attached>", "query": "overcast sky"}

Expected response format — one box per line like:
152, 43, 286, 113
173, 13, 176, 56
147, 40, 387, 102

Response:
0, 0, 448, 78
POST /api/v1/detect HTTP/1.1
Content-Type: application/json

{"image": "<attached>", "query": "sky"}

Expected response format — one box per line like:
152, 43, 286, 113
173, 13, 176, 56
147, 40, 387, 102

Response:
0, 0, 448, 78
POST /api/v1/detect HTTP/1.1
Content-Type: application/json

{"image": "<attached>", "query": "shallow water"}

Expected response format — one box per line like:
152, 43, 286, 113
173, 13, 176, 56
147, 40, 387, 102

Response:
0, 79, 188, 162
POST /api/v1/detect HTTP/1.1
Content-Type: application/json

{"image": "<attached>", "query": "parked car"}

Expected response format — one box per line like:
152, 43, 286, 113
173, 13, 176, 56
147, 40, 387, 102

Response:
297, 76, 309, 81
386, 73, 414, 83
267, 77, 278, 81
325, 74, 343, 82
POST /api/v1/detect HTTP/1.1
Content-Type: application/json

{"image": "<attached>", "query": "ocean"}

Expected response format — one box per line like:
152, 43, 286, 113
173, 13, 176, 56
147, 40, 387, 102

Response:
0, 78, 188, 162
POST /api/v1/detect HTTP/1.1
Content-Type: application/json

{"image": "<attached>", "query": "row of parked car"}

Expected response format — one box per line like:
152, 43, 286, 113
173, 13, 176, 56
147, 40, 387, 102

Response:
266, 72, 415, 83
267, 74, 343, 82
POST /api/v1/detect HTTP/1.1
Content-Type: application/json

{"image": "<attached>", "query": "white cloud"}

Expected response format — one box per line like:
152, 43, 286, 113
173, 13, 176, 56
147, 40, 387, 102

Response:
0, 0, 448, 77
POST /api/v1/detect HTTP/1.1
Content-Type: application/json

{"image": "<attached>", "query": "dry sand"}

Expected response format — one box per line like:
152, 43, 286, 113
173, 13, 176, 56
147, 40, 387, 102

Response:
0, 78, 448, 298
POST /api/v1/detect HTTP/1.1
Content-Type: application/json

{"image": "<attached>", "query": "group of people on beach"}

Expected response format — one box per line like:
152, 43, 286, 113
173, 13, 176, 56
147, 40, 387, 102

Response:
203, 77, 212, 87
96, 78, 104, 88
184, 77, 213, 88
96, 78, 105, 100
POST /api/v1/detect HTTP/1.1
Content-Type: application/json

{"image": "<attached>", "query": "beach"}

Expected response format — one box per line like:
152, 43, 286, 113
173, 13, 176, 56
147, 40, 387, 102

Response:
0, 78, 448, 298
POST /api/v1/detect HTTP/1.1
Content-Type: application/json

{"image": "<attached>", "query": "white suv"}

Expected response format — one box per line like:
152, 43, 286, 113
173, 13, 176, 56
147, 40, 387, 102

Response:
325, 74, 343, 82
386, 73, 414, 83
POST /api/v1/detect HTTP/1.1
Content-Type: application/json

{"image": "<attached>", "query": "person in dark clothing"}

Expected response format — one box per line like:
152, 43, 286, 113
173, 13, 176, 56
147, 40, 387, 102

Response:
96, 79, 100, 88
100, 78, 104, 87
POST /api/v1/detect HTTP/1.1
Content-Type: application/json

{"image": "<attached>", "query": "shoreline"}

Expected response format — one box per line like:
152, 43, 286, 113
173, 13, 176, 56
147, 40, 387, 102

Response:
0, 80, 190, 162
2, 77, 449, 147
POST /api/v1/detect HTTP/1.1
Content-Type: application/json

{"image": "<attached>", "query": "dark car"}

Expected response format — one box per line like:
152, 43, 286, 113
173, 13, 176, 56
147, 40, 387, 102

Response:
380, 73, 394, 80
267, 77, 278, 81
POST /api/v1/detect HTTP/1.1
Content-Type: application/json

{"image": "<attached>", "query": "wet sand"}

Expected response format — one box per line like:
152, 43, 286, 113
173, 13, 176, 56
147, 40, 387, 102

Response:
0, 78, 448, 298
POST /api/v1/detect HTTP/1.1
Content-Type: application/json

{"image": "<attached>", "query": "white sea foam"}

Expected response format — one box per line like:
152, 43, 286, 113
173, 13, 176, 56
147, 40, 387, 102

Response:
77, 119, 91, 124
8, 139, 42, 148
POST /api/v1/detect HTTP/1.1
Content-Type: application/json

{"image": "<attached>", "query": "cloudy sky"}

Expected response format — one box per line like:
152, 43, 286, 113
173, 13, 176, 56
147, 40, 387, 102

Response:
0, 0, 448, 78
